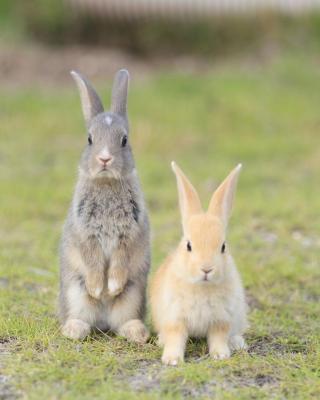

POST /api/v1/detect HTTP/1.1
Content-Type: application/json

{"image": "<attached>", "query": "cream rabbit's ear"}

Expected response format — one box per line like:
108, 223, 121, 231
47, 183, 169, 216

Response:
70, 71, 104, 127
171, 162, 202, 234
208, 164, 242, 229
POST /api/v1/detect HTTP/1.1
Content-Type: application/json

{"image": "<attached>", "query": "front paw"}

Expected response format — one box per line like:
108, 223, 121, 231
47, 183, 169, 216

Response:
229, 335, 247, 351
108, 277, 125, 297
86, 275, 104, 300
108, 268, 128, 297
161, 353, 183, 366
210, 344, 231, 360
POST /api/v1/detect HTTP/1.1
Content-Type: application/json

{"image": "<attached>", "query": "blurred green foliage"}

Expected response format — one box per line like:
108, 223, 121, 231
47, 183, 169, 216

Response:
20, 0, 69, 43
2, 0, 320, 55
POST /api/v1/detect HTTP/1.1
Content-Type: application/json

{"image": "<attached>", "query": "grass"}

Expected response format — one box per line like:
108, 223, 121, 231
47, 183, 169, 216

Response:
0, 52, 320, 399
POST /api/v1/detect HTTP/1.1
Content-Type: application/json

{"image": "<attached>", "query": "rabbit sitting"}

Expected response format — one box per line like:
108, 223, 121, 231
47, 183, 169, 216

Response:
150, 162, 247, 365
59, 69, 150, 343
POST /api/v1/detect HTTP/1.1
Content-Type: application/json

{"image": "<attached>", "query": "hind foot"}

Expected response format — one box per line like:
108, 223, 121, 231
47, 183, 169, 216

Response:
62, 319, 91, 340
118, 319, 149, 344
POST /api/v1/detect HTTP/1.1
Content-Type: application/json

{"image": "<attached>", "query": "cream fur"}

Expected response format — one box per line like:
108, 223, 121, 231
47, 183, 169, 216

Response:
150, 163, 247, 365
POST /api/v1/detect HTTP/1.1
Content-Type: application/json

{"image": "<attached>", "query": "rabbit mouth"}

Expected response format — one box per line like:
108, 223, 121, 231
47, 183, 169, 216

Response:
93, 167, 115, 179
201, 273, 214, 282
99, 166, 112, 174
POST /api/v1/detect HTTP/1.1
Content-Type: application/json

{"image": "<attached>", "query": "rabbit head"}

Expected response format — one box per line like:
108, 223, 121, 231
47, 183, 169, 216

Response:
171, 162, 242, 285
71, 69, 134, 180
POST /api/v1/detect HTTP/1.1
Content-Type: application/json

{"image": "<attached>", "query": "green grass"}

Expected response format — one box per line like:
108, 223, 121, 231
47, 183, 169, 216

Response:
1, 53, 320, 399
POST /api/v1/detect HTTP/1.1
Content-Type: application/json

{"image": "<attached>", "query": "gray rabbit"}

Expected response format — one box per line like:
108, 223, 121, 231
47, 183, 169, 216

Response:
58, 69, 150, 343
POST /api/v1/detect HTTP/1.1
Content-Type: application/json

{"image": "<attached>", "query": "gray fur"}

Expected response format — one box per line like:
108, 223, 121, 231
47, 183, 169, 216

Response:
110, 69, 129, 117
59, 69, 150, 342
71, 71, 104, 127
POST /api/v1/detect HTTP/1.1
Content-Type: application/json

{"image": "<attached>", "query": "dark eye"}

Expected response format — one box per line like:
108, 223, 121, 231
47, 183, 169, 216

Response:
221, 242, 226, 254
88, 135, 92, 145
187, 241, 192, 252
121, 135, 128, 147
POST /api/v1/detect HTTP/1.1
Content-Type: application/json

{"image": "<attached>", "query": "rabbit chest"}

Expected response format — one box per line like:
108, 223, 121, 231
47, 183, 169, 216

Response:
177, 287, 233, 337
75, 181, 140, 250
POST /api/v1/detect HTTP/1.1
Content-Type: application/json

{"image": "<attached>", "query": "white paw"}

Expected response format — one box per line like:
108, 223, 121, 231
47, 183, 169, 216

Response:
161, 353, 183, 366
94, 286, 103, 299
108, 278, 123, 297
210, 346, 231, 360
62, 319, 91, 340
229, 335, 247, 351
86, 282, 103, 300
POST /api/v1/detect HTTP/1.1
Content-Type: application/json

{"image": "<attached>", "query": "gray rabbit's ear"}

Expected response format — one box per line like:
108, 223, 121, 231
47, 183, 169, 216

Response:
110, 69, 129, 118
70, 71, 104, 127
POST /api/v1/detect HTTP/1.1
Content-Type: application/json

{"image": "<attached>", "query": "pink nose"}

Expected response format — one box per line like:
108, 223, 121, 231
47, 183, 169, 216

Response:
97, 156, 112, 166
202, 268, 213, 274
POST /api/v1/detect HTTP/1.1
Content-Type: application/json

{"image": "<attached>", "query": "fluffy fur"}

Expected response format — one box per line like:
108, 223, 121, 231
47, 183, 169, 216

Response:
150, 162, 247, 365
59, 69, 150, 343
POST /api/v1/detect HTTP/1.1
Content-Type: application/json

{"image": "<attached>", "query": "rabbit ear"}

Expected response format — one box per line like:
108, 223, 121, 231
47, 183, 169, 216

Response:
171, 161, 202, 234
70, 71, 104, 127
110, 69, 129, 118
208, 164, 242, 229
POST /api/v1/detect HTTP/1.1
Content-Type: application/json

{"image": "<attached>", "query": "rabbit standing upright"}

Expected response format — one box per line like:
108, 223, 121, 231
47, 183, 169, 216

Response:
150, 162, 247, 365
59, 69, 150, 343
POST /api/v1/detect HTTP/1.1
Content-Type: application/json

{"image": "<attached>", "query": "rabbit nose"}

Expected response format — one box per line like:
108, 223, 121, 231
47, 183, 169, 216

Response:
97, 156, 112, 166
202, 267, 213, 274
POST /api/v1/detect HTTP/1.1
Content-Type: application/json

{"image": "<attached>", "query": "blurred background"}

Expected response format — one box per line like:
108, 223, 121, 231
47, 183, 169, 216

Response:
2, 0, 320, 85
1, 2, 320, 399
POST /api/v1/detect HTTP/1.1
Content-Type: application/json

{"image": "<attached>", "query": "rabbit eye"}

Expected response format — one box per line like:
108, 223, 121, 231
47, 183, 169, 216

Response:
88, 135, 93, 145
221, 242, 226, 253
187, 241, 192, 252
121, 135, 128, 147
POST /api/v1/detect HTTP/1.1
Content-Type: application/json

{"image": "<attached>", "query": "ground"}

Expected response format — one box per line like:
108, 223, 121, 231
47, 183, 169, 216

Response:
0, 49, 319, 399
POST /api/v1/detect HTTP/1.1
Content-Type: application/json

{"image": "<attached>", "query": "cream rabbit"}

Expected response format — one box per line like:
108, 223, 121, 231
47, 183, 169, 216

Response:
150, 162, 247, 365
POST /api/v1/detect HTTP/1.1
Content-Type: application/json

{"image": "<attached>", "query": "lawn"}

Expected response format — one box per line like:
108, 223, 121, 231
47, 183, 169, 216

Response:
0, 52, 319, 399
